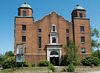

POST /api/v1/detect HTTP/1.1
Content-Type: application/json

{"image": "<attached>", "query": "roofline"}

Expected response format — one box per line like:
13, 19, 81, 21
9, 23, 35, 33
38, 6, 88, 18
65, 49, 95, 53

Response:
18, 7, 33, 10
15, 16, 33, 18
74, 17, 90, 20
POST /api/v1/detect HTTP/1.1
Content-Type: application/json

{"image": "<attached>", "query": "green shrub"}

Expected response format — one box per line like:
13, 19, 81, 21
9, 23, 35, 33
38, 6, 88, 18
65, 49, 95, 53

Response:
67, 63, 75, 72
48, 63, 55, 72
38, 60, 50, 66
32, 62, 37, 67
24, 62, 30, 67
2, 56, 30, 69
60, 59, 70, 66
82, 56, 100, 66
2, 56, 15, 69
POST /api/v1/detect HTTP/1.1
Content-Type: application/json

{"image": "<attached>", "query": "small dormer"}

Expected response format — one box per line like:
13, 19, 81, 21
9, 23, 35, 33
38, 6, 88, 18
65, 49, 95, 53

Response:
71, 5, 86, 20
18, 2, 33, 17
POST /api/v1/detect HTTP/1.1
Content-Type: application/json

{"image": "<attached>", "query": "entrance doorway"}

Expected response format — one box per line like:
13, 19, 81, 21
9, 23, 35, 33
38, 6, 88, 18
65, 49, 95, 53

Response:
50, 57, 59, 66
50, 51, 59, 66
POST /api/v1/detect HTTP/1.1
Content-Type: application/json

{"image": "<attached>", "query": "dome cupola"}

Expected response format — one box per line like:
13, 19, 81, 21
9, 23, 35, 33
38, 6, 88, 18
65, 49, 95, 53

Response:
74, 5, 85, 11
18, 2, 33, 17
20, 2, 31, 8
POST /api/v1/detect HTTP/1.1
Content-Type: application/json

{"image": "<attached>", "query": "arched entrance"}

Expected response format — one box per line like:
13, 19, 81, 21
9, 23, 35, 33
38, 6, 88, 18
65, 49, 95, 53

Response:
50, 51, 59, 66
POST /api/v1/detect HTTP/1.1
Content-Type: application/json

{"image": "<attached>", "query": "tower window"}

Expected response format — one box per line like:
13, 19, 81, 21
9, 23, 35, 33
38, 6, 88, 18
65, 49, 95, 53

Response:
52, 37, 56, 43
52, 26, 55, 31
38, 29, 41, 33
39, 37, 41, 48
66, 29, 69, 34
23, 10, 26, 16
79, 12, 82, 18
81, 37, 85, 43
81, 48, 85, 53
67, 37, 69, 46
22, 36, 26, 42
22, 25, 26, 31
80, 26, 84, 32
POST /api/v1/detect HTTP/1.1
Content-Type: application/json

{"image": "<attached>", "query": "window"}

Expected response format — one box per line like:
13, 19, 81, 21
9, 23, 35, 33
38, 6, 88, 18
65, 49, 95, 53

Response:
38, 29, 41, 33
67, 37, 69, 46
81, 48, 85, 53
23, 10, 26, 16
22, 36, 26, 42
66, 29, 69, 34
81, 37, 85, 43
39, 37, 41, 48
50, 51, 58, 55
22, 25, 26, 31
79, 12, 82, 18
80, 26, 84, 32
52, 26, 55, 31
52, 37, 56, 43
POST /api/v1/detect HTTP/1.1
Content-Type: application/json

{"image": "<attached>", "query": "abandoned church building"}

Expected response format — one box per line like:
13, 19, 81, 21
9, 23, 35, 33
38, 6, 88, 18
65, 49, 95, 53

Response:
14, 2, 91, 66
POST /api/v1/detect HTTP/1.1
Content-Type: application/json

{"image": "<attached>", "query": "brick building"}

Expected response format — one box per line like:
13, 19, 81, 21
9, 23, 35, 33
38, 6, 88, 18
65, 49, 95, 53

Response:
14, 2, 91, 66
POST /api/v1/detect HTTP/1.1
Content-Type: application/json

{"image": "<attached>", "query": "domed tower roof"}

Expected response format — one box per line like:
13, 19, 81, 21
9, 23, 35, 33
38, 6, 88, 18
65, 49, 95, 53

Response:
74, 5, 85, 10
20, 2, 31, 8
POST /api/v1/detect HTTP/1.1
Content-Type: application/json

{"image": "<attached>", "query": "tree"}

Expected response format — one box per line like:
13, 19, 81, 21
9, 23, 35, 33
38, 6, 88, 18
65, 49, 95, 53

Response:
5, 51, 14, 59
91, 28, 100, 50
0, 54, 6, 64
92, 50, 100, 59
0, 51, 14, 64
64, 39, 79, 65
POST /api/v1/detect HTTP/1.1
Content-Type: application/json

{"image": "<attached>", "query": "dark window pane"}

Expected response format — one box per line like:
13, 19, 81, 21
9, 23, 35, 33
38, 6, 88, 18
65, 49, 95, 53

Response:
22, 36, 26, 42
67, 37, 69, 46
50, 51, 58, 55
81, 48, 85, 53
22, 25, 26, 31
39, 37, 41, 48
80, 13, 82, 18
23, 11, 26, 16
80, 26, 84, 32
53, 26, 55, 31
81, 37, 85, 42
52, 37, 56, 43
38, 29, 41, 33
66, 29, 69, 34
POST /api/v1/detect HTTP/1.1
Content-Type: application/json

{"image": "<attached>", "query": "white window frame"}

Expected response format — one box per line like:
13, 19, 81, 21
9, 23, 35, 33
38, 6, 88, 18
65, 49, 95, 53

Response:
51, 24, 57, 32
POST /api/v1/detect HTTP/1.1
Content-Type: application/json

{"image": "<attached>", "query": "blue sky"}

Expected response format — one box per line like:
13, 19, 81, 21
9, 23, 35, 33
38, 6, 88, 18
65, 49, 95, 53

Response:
0, 0, 100, 54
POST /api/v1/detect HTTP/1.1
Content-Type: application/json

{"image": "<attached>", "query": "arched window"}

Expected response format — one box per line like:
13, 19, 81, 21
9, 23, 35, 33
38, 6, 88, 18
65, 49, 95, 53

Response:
50, 51, 58, 55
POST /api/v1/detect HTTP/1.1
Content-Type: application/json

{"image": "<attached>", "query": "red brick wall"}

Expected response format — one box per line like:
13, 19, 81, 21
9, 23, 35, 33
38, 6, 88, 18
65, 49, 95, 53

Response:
14, 8, 91, 66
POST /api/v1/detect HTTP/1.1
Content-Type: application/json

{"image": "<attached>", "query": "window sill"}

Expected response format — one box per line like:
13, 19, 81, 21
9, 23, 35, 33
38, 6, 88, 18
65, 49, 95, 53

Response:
66, 33, 69, 35
22, 42, 26, 43
22, 31, 26, 32
81, 32, 84, 33
38, 48, 41, 49
81, 42, 85, 44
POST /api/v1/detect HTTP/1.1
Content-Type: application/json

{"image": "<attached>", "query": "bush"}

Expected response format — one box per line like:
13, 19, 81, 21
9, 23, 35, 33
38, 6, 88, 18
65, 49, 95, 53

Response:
38, 60, 50, 66
32, 62, 37, 67
82, 56, 100, 66
2, 56, 30, 69
67, 63, 75, 72
60, 59, 70, 66
2, 56, 15, 69
24, 62, 30, 67
48, 63, 55, 72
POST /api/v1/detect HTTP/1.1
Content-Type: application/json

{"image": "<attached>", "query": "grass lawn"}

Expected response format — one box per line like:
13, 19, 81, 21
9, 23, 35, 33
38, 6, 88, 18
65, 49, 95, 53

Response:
0, 67, 50, 73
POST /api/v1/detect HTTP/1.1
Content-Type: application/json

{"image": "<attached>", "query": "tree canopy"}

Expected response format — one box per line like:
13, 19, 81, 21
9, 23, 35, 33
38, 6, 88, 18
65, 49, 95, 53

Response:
91, 27, 100, 50
64, 39, 79, 65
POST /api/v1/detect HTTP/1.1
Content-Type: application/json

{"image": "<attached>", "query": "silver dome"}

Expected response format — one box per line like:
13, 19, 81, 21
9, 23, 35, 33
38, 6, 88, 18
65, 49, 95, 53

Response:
74, 5, 85, 10
20, 2, 31, 8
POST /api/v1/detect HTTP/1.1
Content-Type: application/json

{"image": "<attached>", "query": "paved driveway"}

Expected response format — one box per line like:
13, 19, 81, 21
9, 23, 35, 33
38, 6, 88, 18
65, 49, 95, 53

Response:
87, 71, 100, 73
